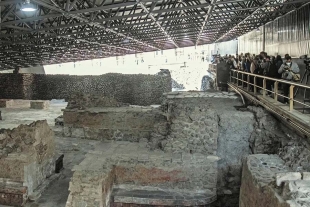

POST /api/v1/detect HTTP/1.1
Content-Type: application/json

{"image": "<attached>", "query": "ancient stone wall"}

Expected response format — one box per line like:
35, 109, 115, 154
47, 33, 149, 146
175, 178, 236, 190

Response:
0, 121, 56, 206
66, 93, 128, 109
247, 106, 310, 172
0, 73, 172, 106
63, 106, 167, 142
239, 154, 310, 207
148, 91, 310, 207
0, 74, 24, 99
66, 142, 218, 207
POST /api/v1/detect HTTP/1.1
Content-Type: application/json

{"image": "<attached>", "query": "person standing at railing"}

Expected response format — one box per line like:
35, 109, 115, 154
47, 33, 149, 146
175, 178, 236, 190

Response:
278, 56, 300, 104
262, 56, 272, 95
244, 55, 251, 73
275, 55, 283, 77
263, 56, 278, 95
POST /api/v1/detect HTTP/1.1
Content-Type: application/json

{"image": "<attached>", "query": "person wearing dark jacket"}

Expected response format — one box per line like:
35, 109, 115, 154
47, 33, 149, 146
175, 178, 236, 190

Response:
275, 55, 283, 79
261, 56, 274, 95
244, 56, 251, 73
278, 56, 300, 103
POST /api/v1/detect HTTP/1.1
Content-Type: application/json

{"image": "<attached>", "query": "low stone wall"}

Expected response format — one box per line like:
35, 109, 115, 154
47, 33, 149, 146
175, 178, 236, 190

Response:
0, 99, 31, 108
66, 141, 218, 207
66, 93, 128, 109
66, 166, 115, 207
0, 121, 56, 206
240, 154, 310, 207
62, 106, 166, 142
30, 101, 50, 109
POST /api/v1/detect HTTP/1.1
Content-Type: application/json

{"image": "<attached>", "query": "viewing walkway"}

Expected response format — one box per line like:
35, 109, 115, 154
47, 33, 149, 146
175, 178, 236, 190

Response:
228, 70, 310, 139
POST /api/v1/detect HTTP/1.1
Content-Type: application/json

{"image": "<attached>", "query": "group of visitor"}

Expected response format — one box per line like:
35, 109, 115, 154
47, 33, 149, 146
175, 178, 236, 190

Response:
226, 52, 300, 104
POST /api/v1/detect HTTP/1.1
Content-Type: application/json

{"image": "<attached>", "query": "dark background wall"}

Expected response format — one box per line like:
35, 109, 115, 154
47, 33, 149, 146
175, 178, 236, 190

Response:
0, 73, 172, 106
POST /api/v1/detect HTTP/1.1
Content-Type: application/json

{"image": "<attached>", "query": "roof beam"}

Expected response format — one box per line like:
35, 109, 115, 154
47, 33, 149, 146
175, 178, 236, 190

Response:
0, 0, 21, 6
216, 0, 310, 42
215, 0, 275, 42
31, 0, 160, 51
151, 2, 210, 13
195, 0, 215, 46
0, 1, 135, 26
136, 0, 178, 48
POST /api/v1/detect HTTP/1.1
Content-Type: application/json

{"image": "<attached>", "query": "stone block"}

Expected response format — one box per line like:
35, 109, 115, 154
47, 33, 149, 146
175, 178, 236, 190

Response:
303, 172, 310, 180
71, 128, 85, 138
0, 99, 13, 108
30, 100, 50, 109
0, 121, 56, 206
276, 172, 302, 187
62, 108, 166, 141
63, 126, 72, 137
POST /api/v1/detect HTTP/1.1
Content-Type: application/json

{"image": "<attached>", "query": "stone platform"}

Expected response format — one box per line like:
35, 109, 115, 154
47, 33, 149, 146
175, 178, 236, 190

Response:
30, 100, 50, 109
240, 154, 310, 207
0, 99, 31, 108
62, 106, 166, 142
66, 141, 219, 207
0, 121, 57, 206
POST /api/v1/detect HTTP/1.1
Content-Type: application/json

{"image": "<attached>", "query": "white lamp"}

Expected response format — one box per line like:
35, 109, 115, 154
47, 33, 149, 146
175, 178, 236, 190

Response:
21, 0, 37, 12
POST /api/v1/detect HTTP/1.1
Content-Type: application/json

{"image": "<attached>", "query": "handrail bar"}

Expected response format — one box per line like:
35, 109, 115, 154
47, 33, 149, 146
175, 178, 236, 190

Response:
230, 69, 310, 89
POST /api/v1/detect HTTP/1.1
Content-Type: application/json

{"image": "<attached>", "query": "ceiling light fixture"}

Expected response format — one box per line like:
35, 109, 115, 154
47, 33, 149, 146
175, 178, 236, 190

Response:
21, 0, 37, 12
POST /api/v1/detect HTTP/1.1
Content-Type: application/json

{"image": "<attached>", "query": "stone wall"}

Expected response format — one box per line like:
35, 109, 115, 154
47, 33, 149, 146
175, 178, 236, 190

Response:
0, 72, 172, 106
0, 99, 31, 108
63, 91, 310, 207
247, 106, 310, 172
239, 154, 310, 207
0, 121, 56, 206
148, 91, 310, 207
66, 93, 128, 109
63, 106, 167, 142
66, 142, 218, 207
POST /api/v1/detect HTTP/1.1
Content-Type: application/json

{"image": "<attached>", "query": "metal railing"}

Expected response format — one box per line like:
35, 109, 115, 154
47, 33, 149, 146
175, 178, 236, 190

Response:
230, 69, 310, 112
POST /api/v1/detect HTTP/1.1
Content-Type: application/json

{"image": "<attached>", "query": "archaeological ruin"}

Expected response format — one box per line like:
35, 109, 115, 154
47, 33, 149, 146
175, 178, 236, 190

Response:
1, 0, 310, 206
0, 67, 309, 207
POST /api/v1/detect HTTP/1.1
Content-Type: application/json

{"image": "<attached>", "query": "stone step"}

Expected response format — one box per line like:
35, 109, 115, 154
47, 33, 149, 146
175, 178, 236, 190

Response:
112, 187, 216, 206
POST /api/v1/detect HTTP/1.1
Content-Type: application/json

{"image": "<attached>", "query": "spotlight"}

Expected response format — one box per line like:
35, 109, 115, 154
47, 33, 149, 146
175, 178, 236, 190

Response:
21, 0, 37, 12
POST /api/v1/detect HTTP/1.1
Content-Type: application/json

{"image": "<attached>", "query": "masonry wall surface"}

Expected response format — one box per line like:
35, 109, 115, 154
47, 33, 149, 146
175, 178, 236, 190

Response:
63, 107, 167, 142
0, 73, 171, 106
0, 121, 56, 206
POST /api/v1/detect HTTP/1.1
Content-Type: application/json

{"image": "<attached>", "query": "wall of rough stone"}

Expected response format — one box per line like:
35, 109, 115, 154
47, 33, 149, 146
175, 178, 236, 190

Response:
247, 106, 310, 172
240, 154, 310, 207
0, 75, 25, 99
0, 121, 56, 205
0, 72, 172, 106
148, 91, 310, 207
63, 107, 167, 142
66, 93, 128, 109
151, 92, 253, 207
66, 141, 218, 207
160, 96, 219, 155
